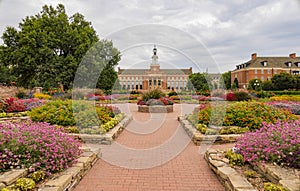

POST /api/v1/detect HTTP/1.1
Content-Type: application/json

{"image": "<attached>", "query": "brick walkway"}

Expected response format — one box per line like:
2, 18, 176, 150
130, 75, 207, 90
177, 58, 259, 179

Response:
74, 104, 234, 191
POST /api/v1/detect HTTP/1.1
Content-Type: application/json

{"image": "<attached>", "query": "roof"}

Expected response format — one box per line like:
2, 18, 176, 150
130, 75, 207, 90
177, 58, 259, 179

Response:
118, 68, 192, 75
235, 56, 300, 70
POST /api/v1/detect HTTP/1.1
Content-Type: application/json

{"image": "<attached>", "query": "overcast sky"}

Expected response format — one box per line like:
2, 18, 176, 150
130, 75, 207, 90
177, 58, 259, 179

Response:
1, 0, 300, 73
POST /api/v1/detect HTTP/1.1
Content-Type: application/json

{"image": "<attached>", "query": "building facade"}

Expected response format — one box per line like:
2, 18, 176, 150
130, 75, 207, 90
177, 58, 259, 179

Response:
118, 46, 192, 91
231, 53, 300, 88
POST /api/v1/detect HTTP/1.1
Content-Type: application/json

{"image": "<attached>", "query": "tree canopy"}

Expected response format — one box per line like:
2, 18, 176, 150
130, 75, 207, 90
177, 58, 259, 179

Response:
188, 72, 212, 92
271, 72, 296, 90
220, 71, 231, 89
0, 4, 120, 91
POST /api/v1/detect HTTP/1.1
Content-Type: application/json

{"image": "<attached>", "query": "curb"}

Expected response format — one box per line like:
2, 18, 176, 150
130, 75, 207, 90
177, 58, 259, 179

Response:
178, 116, 241, 145
73, 114, 132, 144
204, 148, 257, 191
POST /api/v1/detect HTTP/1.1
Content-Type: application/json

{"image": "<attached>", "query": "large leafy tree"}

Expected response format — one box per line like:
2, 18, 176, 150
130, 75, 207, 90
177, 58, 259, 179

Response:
188, 72, 212, 92
271, 72, 295, 90
220, 71, 231, 89
0, 4, 120, 90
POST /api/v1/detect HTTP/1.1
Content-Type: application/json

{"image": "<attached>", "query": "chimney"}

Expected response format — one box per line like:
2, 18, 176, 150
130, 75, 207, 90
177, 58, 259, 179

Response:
289, 53, 296, 59
251, 53, 257, 60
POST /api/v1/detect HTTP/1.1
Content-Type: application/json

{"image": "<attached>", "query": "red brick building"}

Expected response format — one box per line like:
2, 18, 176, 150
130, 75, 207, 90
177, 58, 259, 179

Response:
118, 46, 192, 91
231, 53, 300, 88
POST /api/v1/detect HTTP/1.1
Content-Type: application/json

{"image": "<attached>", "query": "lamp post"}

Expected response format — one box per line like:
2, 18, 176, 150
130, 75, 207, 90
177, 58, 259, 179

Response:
253, 79, 260, 91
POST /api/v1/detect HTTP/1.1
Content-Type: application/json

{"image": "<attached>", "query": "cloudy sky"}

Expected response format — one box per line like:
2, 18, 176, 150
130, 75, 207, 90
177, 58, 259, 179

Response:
1, 0, 300, 73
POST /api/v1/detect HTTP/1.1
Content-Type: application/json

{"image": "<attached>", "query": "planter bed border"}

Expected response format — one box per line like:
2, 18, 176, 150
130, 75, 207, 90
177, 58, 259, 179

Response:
205, 148, 300, 191
0, 145, 100, 191
73, 114, 132, 144
178, 116, 241, 145
138, 105, 173, 113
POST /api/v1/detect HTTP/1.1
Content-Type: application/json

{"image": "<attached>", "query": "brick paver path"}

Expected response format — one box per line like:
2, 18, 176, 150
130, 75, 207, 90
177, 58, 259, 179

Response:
74, 103, 233, 191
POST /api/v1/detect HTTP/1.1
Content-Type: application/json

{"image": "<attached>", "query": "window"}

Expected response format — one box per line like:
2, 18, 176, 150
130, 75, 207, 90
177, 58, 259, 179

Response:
267, 76, 271, 80
261, 69, 264, 74
262, 61, 268, 67
261, 76, 264, 81
267, 69, 271, 74
254, 69, 258, 74
274, 69, 277, 74
287, 62, 292, 67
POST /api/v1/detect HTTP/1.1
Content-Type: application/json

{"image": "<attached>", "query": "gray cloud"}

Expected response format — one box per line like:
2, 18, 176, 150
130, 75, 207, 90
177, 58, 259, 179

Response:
1, 0, 300, 73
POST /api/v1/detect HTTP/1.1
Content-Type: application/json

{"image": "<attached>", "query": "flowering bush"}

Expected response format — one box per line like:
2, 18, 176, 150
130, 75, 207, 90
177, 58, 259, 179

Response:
235, 120, 300, 169
158, 97, 174, 105
33, 93, 51, 100
29, 100, 122, 132
0, 121, 82, 174
5, 98, 26, 113
270, 95, 300, 101
224, 92, 236, 101
267, 101, 300, 114
137, 100, 146, 105
197, 102, 297, 131
146, 99, 165, 106
4, 98, 45, 113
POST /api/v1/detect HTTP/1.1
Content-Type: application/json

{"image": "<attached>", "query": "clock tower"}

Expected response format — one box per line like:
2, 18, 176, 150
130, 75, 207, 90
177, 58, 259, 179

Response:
150, 45, 160, 73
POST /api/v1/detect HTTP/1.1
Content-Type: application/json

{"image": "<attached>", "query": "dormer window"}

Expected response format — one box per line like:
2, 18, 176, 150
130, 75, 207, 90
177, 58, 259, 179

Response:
286, 62, 292, 67
296, 62, 300, 67
262, 61, 268, 67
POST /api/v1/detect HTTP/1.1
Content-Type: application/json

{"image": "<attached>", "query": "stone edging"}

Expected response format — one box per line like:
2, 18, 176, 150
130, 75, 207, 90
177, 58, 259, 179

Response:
254, 163, 300, 191
138, 105, 173, 113
0, 116, 30, 123
204, 148, 257, 191
0, 145, 100, 191
73, 114, 133, 144
178, 116, 241, 145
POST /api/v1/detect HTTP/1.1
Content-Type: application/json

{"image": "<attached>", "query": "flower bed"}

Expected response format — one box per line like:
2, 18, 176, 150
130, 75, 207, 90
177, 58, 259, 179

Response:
137, 89, 174, 113
29, 100, 123, 134
0, 121, 82, 174
267, 101, 300, 114
189, 102, 297, 132
235, 120, 300, 169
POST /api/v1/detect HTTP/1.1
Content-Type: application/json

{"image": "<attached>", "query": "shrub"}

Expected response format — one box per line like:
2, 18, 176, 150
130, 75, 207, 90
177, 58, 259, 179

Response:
16, 89, 27, 99
235, 120, 300, 169
33, 93, 51, 100
234, 91, 251, 101
168, 91, 178, 97
137, 100, 146, 105
15, 178, 35, 191
29, 171, 45, 182
225, 92, 236, 101
0, 121, 82, 174
225, 149, 244, 166
158, 97, 174, 105
264, 182, 288, 191
142, 89, 165, 101
29, 100, 75, 126
146, 99, 164, 106
198, 102, 297, 131
29, 100, 122, 132
5, 98, 26, 113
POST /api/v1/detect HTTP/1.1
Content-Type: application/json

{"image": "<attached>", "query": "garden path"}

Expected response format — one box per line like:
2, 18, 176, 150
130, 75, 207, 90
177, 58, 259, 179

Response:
74, 103, 234, 191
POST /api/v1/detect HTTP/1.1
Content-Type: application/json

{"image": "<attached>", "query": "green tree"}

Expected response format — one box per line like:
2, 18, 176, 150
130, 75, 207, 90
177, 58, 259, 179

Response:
248, 79, 262, 90
0, 4, 119, 90
233, 78, 239, 89
295, 75, 300, 90
220, 71, 231, 89
271, 73, 295, 90
262, 80, 274, 91
188, 72, 212, 92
